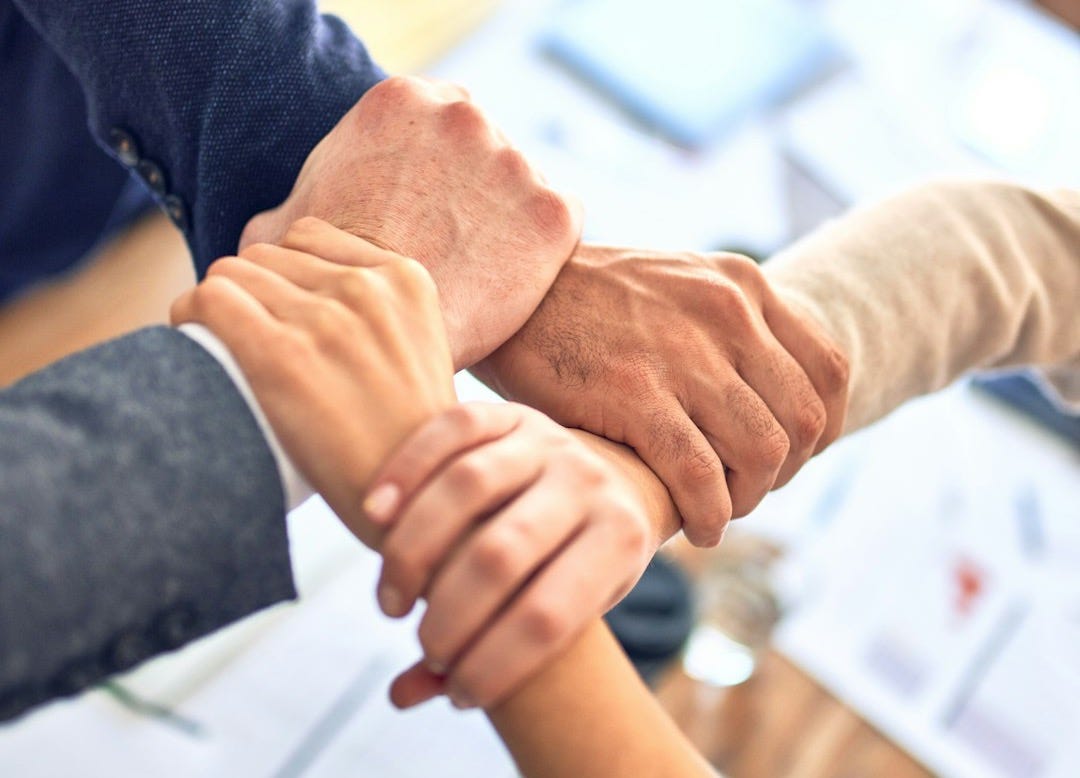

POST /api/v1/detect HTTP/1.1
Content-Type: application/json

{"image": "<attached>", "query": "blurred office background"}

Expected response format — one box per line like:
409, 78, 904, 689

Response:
0, 1, 1077, 776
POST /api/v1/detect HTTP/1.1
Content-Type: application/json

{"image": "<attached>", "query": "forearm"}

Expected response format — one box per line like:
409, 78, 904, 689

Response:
765, 180, 1080, 432
486, 621, 717, 778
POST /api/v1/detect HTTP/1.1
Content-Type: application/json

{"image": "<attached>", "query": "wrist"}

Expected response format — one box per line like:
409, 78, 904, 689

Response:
177, 323, 314, 510
569, 430, 681, 548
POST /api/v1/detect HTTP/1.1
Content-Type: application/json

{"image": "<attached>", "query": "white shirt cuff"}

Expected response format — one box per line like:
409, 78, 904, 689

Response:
179, 323, 314, 511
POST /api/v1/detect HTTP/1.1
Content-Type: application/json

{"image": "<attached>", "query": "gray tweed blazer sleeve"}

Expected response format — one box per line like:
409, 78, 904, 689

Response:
0, 326, 296, 723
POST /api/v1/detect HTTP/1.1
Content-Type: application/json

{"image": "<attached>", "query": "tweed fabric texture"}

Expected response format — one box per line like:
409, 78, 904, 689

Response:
0, 327, 293, 722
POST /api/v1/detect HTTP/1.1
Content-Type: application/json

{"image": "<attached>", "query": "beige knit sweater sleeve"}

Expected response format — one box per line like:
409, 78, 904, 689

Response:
764, 180, 1080, 433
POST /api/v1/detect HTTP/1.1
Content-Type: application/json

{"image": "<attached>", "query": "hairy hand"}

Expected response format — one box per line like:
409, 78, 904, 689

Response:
240, 76, 583, 369
171, 218, 456, 545
364, 403, 653, 710
474, 245, 849, 547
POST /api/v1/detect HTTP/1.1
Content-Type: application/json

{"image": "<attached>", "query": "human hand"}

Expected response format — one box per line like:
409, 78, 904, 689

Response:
171, 217, 456, 546
473, 245, 849, 547
240, 76, 584, 370
362, 402, 653, 710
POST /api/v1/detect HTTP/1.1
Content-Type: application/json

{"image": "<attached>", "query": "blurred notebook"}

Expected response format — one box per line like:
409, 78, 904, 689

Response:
974, 372, 1080, 450
542, 0, 834, 147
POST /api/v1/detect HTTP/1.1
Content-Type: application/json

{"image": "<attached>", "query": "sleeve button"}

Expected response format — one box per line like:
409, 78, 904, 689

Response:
163, 195, 190, 234
52, 657, 101, 697
136, 159, 168, 197
108, 127, 141, 167
106, 631, 153, 672
154, 605, 198, 649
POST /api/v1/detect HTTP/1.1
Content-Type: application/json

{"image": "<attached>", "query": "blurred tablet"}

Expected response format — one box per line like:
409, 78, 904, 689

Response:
541, 0, 834, 147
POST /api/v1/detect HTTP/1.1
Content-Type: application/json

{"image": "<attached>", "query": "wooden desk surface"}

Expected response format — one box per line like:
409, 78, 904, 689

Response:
655, 653, 932, 778
0, 213, 193, 387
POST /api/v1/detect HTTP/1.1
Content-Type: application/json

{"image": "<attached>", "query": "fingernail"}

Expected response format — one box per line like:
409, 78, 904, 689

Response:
447, 687, 475, 710
425, 659, 447, 676
378, 582, 406, 617
364, 483, 401, 524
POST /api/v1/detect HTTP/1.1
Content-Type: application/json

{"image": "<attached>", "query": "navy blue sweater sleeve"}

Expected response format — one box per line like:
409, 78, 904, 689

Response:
11, 0, 385, 272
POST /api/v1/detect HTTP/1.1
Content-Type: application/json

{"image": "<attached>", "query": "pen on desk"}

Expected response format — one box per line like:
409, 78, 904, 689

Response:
1014, 485, 1045, 560
272, 656, 395, 778
100, 680, 206, 738
940, 600, 1028, 729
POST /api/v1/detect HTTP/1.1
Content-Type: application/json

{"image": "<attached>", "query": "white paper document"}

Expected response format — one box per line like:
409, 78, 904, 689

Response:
769, 384, 1080, 778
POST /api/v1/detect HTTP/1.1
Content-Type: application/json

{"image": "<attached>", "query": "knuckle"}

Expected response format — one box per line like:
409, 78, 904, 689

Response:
284, 216, 329, 243
792, 396, 827, 449
495, 146, 532, 181
449, 667, 494, 709
703, 275, 743, 306
753, 424, 790, 472
520, 601, 568, 646
716, 289, 757, 330
381, 543, 427, 589
574, 458, 609, 491
369, 75, 418, 103
276, 332, 313, 368
716, 253, 765, 290
237, 242, 276, 263
527, 187, 575, 241
307, 302, 350, 349
470, 530, 521, 584
447, 457, 493, 497
683, 445, 724, 487
203, 256, 239, 279
192, 274, 235, 309
611, 504, 652, 560
393, 256, 436, 294
448, 403, 490, 438
820, 342, 851, 396
335, 269, 372, 307
610, 354, 660, 399
440, 99, 486, 136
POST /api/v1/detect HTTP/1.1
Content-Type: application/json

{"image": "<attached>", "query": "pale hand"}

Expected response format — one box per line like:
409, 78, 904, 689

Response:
171, 218, 456, 545
364, 402, 654, 710
240, 76, 584, 370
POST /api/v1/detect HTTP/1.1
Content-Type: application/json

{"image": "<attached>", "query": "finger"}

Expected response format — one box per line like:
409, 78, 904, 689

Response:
170, 275, 282, 375
278, 217, 402, 268
363, 403, 524, 525
625, 400, 731, 548
442, 511, 638, 709
169, 288, 198, 327
239, 242, 342, 291
697, 375, 789, 520
732, 331, 825, 489
204, 256, 313, 321
762, 291, 850, 454
389, 662, 446, 710
416, 476, 588, 676
377, 430, 546, 617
